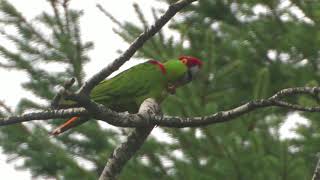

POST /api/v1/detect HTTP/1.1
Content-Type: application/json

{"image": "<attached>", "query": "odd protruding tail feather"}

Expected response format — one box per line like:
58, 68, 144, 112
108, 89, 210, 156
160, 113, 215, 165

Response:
51, 117, 79, 136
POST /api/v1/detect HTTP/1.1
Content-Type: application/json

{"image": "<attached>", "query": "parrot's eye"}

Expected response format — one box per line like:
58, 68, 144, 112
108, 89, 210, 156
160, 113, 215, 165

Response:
181, 58, 188, 65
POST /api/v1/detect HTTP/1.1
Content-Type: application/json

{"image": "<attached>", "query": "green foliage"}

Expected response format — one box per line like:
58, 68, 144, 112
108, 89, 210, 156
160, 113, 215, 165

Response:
0, 0, 107, 179
114, 0, 320, 179
0, 0, 320, 179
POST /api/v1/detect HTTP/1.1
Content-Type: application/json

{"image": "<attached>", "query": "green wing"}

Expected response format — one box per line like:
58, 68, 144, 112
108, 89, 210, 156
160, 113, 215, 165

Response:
90, 61, 167, 113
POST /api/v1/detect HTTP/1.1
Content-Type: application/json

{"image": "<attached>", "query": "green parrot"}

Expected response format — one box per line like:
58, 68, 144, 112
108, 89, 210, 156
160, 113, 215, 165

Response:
52, 56, 203, 135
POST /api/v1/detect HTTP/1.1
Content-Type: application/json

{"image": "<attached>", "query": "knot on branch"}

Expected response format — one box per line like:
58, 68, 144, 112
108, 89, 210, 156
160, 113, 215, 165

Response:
51, 77, 76, 109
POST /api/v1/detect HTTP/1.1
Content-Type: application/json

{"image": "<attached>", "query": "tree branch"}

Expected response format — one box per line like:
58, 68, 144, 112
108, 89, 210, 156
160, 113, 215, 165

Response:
0, 100, 12, 114
0, 108, 88, 126
99, 98, 159, 180
312, 155, 320, 180
1, 87, 320, 128
154, 87, 320, 128
96, 4, 123, 28
51, 77, 76, 109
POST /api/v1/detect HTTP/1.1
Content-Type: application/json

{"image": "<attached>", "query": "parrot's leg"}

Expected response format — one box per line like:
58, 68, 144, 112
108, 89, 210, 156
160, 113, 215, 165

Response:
51, 117, 88, 136
167, 84, 176, 94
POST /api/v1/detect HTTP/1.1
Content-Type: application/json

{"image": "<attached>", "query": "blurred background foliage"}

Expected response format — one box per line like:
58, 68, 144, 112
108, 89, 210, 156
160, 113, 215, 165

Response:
0, 0, 319, 179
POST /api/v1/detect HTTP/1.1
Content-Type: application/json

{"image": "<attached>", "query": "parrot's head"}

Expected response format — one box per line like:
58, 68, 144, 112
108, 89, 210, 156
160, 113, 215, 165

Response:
178, 55, 203, 84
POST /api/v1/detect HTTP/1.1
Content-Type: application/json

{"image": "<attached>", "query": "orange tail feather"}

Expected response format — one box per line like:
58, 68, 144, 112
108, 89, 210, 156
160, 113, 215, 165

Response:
51, 117, 79, 136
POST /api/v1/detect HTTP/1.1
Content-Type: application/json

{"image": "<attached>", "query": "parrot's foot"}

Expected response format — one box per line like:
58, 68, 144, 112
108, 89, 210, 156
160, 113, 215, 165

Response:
167, 84, 176, 94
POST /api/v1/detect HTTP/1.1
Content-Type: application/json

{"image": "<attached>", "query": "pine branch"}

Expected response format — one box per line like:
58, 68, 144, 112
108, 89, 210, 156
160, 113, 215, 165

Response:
72, 18, 84, 87
98, 98, 159, 180
151, 8, 165, 46
62, 0, 71, 34
49, 0, 65, 34
79, 0, 197, 95
0, 100, 12, 114
96, 4, 123, 28
133, 3, 149, 30
20, 17, 59, 51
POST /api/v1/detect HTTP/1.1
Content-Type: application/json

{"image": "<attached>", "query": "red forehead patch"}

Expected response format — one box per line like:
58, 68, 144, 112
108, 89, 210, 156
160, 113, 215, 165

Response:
179, 55, 203, 67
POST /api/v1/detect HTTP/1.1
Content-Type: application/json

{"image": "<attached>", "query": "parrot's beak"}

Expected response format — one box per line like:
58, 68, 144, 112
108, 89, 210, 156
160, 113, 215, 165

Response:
189, 65, 201, 77
177, 65, 201, 86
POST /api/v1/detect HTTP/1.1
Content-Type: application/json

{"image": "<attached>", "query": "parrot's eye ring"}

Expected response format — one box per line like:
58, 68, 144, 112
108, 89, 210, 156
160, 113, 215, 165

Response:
181, 58, 187, 64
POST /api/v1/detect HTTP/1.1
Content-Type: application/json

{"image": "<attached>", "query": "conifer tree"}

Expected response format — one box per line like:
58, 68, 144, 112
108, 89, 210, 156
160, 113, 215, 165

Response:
0, 0, 320, 179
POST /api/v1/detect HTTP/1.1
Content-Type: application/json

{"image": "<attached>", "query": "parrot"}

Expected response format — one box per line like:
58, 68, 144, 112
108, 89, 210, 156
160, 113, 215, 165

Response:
51, 56, 203, 135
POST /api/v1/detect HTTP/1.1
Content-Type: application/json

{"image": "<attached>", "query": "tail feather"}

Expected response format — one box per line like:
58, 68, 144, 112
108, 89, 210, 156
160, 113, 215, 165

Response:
51, 117, 79, 136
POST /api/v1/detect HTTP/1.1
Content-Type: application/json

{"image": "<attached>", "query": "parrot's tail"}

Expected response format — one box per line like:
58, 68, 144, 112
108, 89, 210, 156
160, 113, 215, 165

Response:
51, 117, 79, 136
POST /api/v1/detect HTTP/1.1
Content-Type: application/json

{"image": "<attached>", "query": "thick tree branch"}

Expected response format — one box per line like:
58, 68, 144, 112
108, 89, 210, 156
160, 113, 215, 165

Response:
0, 108, 88, 126
79, 0, 197, 95
1, 87, 320, 128
99, 98, 159, 180
68, 87, 320, 128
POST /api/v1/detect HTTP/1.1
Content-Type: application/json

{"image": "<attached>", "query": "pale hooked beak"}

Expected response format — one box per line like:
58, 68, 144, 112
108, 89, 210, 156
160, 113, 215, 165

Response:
189, 65, 200, 78
179, 65, 201, 85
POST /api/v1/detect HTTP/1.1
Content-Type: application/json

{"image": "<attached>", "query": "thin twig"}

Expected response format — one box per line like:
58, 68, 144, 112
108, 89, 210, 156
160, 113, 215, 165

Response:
133, 3, 149, 30
51, 77, 76, 109
0, 62, 15, 68
63, 0, 71, 34
96, 4, 123, 28
0, 100, 12, 114
49, 0, 65, 34
153, 87, 320, 128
